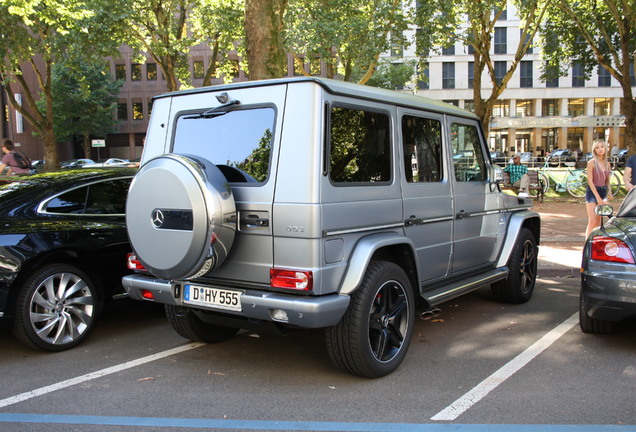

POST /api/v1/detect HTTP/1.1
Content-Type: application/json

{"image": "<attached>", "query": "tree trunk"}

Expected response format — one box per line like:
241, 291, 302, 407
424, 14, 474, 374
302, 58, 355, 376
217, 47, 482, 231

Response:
245, 0, 287, 80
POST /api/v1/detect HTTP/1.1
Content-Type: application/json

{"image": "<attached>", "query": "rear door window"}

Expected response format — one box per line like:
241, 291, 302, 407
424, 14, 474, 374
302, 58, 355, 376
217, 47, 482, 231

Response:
173, 107, 275, 183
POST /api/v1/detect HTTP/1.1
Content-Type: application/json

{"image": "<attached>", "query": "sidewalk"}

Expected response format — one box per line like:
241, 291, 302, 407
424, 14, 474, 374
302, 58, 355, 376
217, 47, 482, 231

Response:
532, 199, 587, 278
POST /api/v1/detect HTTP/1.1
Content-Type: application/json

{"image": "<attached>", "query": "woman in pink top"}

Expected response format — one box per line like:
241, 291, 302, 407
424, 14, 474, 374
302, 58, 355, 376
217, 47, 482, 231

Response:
585, 140, 612, 237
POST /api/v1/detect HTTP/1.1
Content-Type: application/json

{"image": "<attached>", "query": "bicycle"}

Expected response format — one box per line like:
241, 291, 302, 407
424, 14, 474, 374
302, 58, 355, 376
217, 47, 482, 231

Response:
537, 160, 621, 198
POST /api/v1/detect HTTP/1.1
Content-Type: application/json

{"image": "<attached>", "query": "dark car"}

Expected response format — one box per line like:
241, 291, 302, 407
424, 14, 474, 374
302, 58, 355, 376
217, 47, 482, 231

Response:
60, 158, 94, 169
546, 148, 576, 166
615, 148, 629, 167
0, 168, 136, 351
580, 189, 636, 334
490, 151, 507, 165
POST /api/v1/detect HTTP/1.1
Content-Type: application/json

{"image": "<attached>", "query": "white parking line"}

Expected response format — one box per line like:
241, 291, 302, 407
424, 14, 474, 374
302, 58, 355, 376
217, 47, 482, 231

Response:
0, 342, 205, 409
431, 312, 579, 421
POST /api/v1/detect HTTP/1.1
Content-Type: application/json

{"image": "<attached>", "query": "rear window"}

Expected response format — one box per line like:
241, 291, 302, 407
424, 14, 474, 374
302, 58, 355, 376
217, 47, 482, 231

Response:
173, 107, 275, 183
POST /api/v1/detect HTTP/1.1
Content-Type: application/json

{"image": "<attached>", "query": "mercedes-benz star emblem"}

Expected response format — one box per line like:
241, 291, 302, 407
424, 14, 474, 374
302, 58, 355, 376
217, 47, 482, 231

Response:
151, 209, 165, 228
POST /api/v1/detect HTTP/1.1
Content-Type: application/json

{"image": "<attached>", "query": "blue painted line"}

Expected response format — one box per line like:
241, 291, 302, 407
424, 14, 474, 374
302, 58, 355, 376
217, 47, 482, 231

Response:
0, 414, 634, 431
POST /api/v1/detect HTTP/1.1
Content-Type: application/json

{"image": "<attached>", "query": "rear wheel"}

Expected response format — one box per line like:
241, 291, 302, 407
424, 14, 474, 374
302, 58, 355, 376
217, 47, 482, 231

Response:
325, 261, 414, 378
578, 294, 618, 335
610, 171, 621, 196
13, 264, 99, 351
165, 305, 240, 343
491, 228, 537, 304
566, 170, 588, 198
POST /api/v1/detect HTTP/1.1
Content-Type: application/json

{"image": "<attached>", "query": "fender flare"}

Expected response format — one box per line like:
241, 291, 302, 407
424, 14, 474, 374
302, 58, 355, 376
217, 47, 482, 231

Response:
338, 232, 418, 296
496, 210, 541, 268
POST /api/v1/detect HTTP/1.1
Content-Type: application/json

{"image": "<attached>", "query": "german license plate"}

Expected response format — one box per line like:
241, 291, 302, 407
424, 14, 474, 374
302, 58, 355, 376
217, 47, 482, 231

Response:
183, 284, 242, 312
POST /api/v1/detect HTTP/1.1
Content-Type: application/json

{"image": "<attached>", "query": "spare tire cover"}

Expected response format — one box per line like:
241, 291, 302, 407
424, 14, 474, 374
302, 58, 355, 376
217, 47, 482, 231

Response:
126, 154, 236, 280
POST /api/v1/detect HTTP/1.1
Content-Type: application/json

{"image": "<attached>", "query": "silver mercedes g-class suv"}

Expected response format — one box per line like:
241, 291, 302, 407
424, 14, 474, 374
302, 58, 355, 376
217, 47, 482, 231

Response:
123, 77, 540, 378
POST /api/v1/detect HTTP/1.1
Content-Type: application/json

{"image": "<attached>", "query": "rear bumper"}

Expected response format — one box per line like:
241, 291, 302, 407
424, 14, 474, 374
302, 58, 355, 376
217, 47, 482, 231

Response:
581, 264, 636, 322
123, 274, 350, 328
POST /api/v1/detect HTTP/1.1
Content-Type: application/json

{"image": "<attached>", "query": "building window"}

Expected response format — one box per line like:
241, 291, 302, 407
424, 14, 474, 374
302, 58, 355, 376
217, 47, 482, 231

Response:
598, 66, 611, 87
468, 62, 474, 89
131, 64, 142, 81
495, 7, 507, 20
494, 61, 506, 86
442, 43, 455, 56
115, 64, 126, 81
391, 43, 404, 57
147, 100, 153, 118
492, 100, 510, 117
631, 63, 635, 86
494, 28, 507, 54
117, 102, 127, 121
520, 61, 533, 88
467, 44, 474, 55
542, 99, 560, 116
594, 98, 611, 116
516, 99, 534, 117
443, 100, 459, 107
521, 30, 533, 54
572, 61, 585, 87
193, 61, 204, 79
568, 98, 585, 117
132, 102, 143, 120
417, 64, 429, 90
442, 63, 455, 89
146, 63, 157, 81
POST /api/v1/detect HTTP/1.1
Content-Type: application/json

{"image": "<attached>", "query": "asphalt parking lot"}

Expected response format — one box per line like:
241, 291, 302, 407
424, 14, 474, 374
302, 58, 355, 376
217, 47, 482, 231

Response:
0, 199, 634, 431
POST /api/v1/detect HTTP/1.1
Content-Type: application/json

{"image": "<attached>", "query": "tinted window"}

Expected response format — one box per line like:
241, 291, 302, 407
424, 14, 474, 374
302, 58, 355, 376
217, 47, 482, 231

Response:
329, 106, 391, 184
44, 179, 130, 215
173, 107, 275, 183
451, 123, 486, 182
402, 115, 443, 183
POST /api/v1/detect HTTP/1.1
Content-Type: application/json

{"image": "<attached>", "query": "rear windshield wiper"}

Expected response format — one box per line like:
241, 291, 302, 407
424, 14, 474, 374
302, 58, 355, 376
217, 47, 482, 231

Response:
184, 99, 241, 120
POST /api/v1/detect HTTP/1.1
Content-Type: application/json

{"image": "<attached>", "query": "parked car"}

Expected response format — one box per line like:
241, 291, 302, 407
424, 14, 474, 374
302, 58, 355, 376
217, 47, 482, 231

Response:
0, 168, 137, 351
60, 158, 94, 169
580, 189, 636, 334
546, 149, 576, 166
30, 160, 45, 172
86, 158, 130, 168
123, 77, 540, 378
615, 148, 629, 167
490, 151, 507, 165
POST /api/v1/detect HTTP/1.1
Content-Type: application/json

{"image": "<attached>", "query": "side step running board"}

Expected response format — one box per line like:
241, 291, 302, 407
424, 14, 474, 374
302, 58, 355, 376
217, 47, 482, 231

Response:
424, 268, 509, 307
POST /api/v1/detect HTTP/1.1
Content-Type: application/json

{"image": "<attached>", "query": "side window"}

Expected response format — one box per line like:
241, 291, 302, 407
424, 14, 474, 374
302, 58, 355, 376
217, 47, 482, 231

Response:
401, 115, 443, 183
174, 107, 275, 183
329, 106, 391, 184
451, 123, 486, 182
85, 179, 130, 214
44, 187, 88, 214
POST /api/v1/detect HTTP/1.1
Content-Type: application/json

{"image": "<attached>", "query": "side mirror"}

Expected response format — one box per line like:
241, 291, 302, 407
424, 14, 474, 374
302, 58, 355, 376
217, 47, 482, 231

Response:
594, 204, 613, 217
492, 165, 504, 184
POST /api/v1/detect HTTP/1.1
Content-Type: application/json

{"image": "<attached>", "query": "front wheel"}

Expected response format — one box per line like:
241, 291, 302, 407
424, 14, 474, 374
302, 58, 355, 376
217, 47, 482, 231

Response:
491, 228, 537, 304
325, 261, 415, 378
13, 264, 99, 351
566, 170, 588, 198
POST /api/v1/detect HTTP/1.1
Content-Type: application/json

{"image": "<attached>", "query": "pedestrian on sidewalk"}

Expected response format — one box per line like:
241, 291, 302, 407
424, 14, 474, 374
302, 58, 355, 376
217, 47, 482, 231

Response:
504, 154, 529, 198
624, 153, 636, 191
585, 140, 613, 238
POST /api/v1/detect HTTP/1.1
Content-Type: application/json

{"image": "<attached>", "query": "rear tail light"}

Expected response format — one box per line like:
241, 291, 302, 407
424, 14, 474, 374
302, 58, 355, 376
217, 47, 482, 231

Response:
590, 236, 635, 264
270, 269, 313, 291
127, 253, 147, 271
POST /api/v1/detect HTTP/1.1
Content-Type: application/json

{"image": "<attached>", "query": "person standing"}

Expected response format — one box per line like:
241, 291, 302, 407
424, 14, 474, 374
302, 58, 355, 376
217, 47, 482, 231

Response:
503, 154, 530, 197
624, 153, 636, 191
585, 141, 613, 237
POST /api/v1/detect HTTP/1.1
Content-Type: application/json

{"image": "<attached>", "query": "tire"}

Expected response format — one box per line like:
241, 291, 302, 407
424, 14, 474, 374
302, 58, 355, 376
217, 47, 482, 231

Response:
13, 264, 99, 351
566, 170, 588, 198
610, 171, 621, 196
325, 261, 415, 378
579, 294, 617, 335
491, 228, 537, 304
165, 305, 240, 343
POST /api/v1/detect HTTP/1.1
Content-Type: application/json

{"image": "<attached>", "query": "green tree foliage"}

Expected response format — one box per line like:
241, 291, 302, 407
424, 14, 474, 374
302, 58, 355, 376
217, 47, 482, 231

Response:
285, 0, 409, 83
415, 0, 550, 135
366, 59, 417, 90
191, 0, 245, 86
37, 60, 122, 160
0, 0, 127, 169
541, 0, 636, 154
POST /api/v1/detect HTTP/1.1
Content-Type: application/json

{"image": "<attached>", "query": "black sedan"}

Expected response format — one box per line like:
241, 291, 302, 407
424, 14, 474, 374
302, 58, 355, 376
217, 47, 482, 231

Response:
0, 168, 136, 351
546, 148, 576, 166
580, 188, 636, 334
